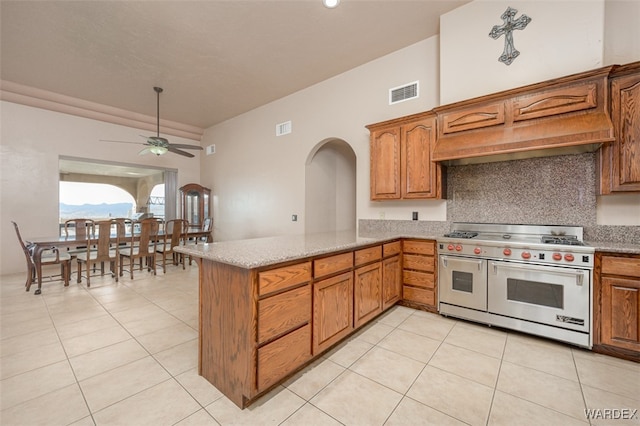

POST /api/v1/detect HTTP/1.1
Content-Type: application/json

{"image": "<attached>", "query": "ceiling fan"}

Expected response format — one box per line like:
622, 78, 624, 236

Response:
101, 87, 203, 158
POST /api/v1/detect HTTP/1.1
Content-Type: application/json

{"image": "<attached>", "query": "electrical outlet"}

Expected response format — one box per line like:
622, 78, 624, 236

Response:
292, 214, 297, 222
412, 211, 418, 221
379, 212, 385, 219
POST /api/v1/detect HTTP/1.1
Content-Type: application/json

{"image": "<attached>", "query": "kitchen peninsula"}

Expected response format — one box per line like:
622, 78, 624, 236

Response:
174, 231, 427, 408
176, 228, 640, 408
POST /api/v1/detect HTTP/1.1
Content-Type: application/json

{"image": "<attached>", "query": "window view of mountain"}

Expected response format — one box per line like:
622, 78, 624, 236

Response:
59, 202, 134, 220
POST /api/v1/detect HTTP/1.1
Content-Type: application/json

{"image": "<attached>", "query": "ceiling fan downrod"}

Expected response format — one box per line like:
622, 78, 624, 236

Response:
154, 86, 163, 138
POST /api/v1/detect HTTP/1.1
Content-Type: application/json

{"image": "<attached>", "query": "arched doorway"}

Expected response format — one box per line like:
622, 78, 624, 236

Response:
305, 138, 357, 234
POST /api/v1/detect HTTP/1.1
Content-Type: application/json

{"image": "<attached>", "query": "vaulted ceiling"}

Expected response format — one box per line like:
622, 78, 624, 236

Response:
0, 1, 470, 130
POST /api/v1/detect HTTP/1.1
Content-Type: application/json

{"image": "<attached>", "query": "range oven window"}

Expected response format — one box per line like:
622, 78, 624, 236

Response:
452, 271, 473, 293
506, 279, 564, 309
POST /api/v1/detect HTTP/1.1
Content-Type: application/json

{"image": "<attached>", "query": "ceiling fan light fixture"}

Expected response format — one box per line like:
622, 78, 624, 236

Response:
323, 0, 340, 8
149, 146, 168, 156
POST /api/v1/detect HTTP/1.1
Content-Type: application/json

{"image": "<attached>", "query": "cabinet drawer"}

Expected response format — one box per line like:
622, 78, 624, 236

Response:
513, 83, 597, 122
258, 285, 311, 344
403, 240, 435, 256
383, 241, 401, 257
602, 256, 640, 278
403, 286, 435, 306
441, 101, 505, 134
355, 246, 382, 266
403, 270, 435, 289
403, 254, 435, 272
257, 324, 312, 391
259, 262, 311, 296
314, 252, 353, 278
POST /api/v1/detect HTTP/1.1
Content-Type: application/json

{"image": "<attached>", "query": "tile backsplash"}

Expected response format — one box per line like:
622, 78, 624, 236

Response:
446, 153, 597, 226
361, 152, 638, 244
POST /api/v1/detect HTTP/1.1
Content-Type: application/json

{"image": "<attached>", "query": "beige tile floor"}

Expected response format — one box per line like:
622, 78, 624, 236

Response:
1, 263, 639, 425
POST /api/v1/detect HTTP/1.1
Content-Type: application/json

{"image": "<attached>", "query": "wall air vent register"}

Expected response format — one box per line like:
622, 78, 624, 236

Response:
389, 81, 419, 105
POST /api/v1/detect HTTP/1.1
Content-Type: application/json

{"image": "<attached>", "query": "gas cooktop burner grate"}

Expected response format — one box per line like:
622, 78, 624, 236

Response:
541, 235, 585, 246
444, 231, 478, 239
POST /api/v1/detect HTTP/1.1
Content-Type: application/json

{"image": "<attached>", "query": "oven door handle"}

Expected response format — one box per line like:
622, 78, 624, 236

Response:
441, 256, 484, 270
490, 261, 586, 286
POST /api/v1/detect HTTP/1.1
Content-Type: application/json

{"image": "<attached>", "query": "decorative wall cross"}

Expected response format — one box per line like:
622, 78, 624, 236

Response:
489, 7, 532, 65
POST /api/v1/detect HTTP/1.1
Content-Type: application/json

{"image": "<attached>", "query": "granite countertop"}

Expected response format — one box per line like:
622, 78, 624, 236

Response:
175, 228, 640, 269
174, 231, 407, 269
586, 241, 640, 254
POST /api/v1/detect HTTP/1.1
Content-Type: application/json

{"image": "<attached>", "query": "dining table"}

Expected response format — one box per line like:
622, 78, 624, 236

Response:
25, 229, 212, 294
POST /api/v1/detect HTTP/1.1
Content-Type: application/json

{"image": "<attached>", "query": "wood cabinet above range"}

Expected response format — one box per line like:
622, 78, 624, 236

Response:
432, 66, 615, 165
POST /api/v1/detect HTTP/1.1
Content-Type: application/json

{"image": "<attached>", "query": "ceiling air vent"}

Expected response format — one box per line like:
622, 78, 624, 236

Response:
276, 121, 292, 136
389, 81, 419, 105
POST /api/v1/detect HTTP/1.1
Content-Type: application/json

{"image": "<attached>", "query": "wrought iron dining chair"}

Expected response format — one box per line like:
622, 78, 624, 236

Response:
119, 218, 161, 279
12, 221, 71, 294
76, 219, 122, 286
156, 219, 188, 271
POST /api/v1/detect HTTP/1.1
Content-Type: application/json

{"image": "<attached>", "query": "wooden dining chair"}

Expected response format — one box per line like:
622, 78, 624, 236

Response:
184, 217, 212, 265
64, 218, 96, 258
76, 219, 121, 286
156, 219, 188, 271
119, 218, 160, 279
12, 221, 71, 294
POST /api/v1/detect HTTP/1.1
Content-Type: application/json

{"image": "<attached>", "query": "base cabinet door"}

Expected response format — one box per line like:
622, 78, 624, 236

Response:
313, 272, 354, 354
600, 276, 640, 353
595, 253, 640, 361
354, 262, 382, 328
382, 254, 401, 309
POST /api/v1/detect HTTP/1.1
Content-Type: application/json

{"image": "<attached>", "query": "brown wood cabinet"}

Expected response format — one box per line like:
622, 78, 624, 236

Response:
594, 252, 640, 362
367, 112, 443, 200
196, 240, 404, 408
382, 241, 402, 309
354, 246, 383, 329
432, 66, 615, 164
313, 271, 354, 354
401, 239, 437, 311
179, 183, 211, 230
599, 62, 640, 194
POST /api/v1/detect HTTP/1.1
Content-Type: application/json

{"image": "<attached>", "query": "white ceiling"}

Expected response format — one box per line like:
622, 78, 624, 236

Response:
0, 0, 470, 130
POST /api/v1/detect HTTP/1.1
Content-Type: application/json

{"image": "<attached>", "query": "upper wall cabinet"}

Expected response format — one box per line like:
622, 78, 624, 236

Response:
179, 183, 211, 229
432, 66, 615, 165
598, 62, 640, 194
367, 112, 444, 200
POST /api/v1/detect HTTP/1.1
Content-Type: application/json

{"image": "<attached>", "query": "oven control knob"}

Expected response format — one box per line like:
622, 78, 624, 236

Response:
455, 245, 463, 252
521, 251, 531, 259
553, 253, 562, 261
564, 253, 575, 262
447, 244, 455, 251
474, 247, 481, 254
503, 248, 512, 256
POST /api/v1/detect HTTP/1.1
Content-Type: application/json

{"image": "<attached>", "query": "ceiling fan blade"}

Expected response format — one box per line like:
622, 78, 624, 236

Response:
168, 143, 203, 150
167, 146, 195, 158
139, 147, 152, 156
100, 139, 146, 145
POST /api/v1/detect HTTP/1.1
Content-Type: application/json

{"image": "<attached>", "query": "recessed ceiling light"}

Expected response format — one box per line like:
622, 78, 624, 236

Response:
323, 0, 340, 9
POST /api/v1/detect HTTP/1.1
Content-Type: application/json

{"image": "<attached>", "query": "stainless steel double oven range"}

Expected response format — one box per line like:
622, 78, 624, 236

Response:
437, 223, 594, 348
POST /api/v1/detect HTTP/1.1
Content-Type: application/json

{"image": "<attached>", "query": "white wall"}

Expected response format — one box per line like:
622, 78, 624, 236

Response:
440, 0, 606, 104
201, 36, 445, 242
0, 102, 201, 275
